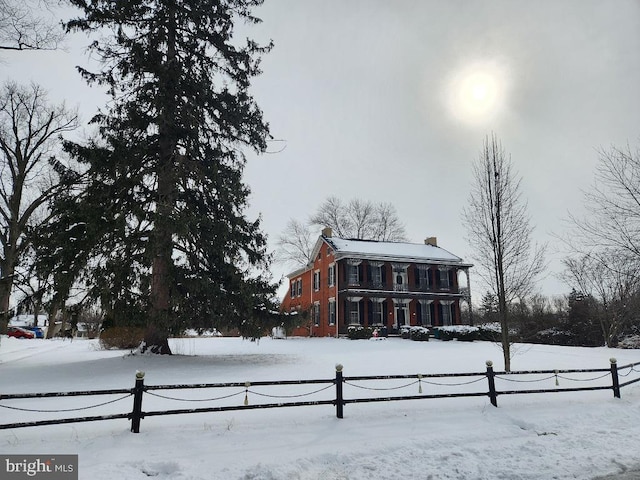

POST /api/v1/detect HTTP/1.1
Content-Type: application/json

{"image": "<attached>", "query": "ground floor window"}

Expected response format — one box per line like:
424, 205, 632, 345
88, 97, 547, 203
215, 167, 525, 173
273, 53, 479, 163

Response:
418, 300, 433, 326
370, 299, 384, 325
328, 299, 336, 326
441, 301, 454, 326
348, 300, 361, 325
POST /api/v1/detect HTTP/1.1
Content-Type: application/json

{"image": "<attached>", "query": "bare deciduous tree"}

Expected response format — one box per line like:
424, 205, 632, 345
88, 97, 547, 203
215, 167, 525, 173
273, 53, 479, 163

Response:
0, 82, 78, 334
275, 219, 315, 269
563, 251, 640, 347
567, 141, 640, 258
0, 0, 63, 51
462, 134, 546, 371
310, 196, 407, 242
277, 196, 408, 267
561, 139, 640, 346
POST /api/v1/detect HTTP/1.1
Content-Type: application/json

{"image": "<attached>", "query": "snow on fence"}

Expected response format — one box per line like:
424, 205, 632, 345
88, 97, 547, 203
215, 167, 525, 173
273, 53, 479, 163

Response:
1, 359, 640, 433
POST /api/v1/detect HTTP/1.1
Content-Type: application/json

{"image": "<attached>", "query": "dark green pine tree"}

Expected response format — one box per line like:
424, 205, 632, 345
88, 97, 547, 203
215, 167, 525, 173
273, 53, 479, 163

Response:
564, 289, 602, 346
57, 0, 276, 353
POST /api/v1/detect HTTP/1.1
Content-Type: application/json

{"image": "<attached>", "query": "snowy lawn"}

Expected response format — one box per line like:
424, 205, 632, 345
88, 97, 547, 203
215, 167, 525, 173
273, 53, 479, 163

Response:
1, 336, 640, 480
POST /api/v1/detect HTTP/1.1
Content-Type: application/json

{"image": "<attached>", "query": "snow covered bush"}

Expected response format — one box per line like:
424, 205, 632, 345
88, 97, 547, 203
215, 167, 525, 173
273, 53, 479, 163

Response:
617, 335, 640, 349
409, 326, 430, 342
398, 325, 430, 341
433, 325, 481, 342
347, 326, 374, 340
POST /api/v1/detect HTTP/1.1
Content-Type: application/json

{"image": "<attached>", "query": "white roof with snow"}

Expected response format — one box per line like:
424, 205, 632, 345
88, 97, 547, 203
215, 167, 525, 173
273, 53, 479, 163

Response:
326, 237, 467, 264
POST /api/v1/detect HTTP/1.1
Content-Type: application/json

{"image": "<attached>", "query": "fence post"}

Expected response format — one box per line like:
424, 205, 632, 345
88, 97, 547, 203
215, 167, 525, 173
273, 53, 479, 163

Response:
131, 370, 145, 433
335, 364, 344, 419
486, 360, 498, 407
610, 358, 621, 399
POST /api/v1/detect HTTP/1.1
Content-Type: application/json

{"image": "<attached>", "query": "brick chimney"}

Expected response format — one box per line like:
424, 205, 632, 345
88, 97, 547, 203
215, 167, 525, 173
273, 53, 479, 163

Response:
322, 227, 333, 238
425, 236, 437, 247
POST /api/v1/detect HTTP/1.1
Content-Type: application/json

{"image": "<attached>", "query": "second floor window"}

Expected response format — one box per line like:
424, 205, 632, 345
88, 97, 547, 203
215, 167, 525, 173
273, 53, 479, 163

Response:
369, 262, 384, 287
438, 268, 450, 289
415, 266, 431, 288
348, 264, 360, 284
328, 264, 335, 287
313, 271, 320, 291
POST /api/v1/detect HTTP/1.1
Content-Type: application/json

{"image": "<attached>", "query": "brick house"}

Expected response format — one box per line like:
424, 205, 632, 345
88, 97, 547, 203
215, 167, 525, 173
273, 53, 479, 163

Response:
281, 228, 473, 337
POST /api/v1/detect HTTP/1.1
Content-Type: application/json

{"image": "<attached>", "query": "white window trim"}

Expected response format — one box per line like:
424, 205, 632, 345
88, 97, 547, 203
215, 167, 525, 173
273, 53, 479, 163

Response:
328, 263, 336, 287
328, 298, 336, 326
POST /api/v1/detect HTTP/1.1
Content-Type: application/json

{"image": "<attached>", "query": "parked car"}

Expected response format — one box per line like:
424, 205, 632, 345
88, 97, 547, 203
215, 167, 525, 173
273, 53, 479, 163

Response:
25, 326, 44, 338
7, 326, 35, 339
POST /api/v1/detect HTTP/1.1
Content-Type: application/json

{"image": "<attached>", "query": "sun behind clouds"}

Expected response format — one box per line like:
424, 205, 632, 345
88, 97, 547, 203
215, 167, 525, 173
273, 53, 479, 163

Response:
446, 61, 509, 125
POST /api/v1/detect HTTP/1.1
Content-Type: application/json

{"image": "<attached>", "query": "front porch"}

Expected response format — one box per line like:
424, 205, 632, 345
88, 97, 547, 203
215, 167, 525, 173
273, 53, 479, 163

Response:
337, 294, 462, 335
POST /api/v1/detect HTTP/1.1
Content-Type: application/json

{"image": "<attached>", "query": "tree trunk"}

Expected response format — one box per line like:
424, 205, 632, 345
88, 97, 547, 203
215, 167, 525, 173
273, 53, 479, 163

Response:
145, 6, 178, 355
0, 273, 11, 334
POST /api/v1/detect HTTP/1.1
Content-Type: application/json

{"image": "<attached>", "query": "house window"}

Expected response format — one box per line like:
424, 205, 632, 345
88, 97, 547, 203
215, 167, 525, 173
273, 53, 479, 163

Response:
313, 302, 320, 326
369, 261, 384, 287
348, 300, 361, 325
296, 278, 302, 297
438, 268, 450, 289
347, 259, 362, 285
418, 300, 433, 326
328, 264, 335, 287
392, 263, 408, 292
328, 299, 336, 325
415, 265, 431, 290
313, 271, 320, 291
290, 282, 295, 298
348, 265, 360, 285
370, 300, 384, 325
441, 301, 453, 326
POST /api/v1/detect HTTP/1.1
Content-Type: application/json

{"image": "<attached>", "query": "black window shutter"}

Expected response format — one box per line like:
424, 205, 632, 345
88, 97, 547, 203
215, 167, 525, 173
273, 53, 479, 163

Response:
416, 302, 422, 325
449, 270, 455, 288
382, 300, 388, 326
359, 300, 365, 325
367, 300, 373, 325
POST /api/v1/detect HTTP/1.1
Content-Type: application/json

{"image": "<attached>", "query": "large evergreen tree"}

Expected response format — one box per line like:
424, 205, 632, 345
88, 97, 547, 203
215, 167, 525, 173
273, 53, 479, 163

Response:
54, 0, 275, 352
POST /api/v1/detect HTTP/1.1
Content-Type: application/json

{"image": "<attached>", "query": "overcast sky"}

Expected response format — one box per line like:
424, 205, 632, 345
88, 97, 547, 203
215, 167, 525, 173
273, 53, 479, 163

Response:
3, 0, 640, 300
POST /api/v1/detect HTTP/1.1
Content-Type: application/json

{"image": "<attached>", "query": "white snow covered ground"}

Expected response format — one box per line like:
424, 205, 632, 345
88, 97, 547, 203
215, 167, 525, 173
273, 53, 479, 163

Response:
1, 336, 640, 480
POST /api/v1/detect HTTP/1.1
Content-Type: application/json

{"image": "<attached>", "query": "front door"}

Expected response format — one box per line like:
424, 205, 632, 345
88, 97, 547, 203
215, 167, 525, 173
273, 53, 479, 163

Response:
394, 303, 409, 328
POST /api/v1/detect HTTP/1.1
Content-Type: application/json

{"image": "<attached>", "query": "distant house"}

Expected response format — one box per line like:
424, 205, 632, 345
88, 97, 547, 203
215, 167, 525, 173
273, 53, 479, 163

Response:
9, 314, 48, 328
281, 228, 473, 337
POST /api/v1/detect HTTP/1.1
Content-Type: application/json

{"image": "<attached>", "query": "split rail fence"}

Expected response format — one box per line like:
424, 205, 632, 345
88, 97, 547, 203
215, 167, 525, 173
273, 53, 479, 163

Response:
1, 358, 639, 433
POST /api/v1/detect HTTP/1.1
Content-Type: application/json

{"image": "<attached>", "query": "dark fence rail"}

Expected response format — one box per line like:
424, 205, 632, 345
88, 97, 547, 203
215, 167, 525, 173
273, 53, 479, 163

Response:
1, 359, 639, 433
